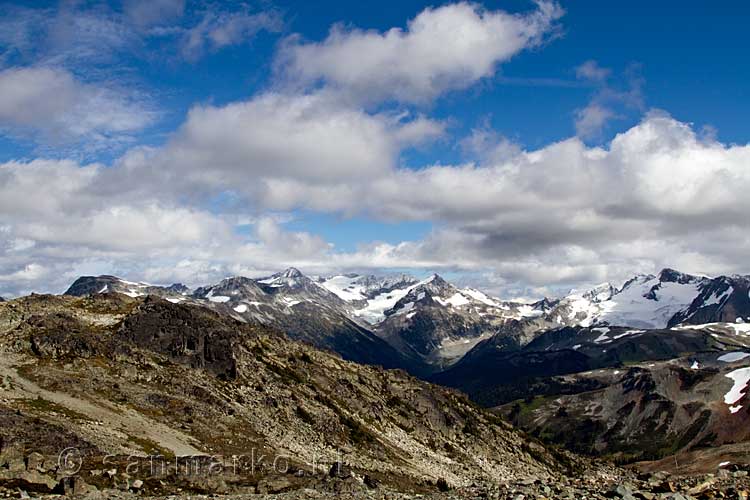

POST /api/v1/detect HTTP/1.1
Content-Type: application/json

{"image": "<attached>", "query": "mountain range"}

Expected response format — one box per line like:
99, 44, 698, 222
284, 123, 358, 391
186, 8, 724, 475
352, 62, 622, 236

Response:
59, 266, 750, 470
64, 267, 750, 373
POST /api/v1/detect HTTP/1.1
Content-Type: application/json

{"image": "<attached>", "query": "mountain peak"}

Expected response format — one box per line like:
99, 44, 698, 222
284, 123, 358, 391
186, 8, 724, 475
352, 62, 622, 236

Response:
658, 268, 700, 284
281, 267, 304, 278
582, 282, 615, 302
424, 273, 447, 285
64, 275, 123, 296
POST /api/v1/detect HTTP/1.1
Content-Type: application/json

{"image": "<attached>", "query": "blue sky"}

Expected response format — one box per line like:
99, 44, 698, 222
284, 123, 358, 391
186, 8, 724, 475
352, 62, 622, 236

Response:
0, 0, 749, 298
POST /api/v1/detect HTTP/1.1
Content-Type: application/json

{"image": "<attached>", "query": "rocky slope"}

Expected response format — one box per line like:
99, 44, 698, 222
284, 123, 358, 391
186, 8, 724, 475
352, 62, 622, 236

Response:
497, 348, 750, 468
435, 322, 745, 402
0, 292, 589, 498
429, 319, 750, 469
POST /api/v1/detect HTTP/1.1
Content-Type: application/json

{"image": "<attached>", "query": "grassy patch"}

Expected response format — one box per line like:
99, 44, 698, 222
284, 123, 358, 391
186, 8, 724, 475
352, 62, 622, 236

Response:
127, 435, 175, 460
23, 397, 89, 421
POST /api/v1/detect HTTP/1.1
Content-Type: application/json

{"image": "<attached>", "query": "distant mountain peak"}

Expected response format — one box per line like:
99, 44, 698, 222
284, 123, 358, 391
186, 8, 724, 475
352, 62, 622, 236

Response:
658, 267, 701, 284
422, 273, 448, 286
257, 267, 311, 288
582, 282, 616, 303
281, 267, 304, 278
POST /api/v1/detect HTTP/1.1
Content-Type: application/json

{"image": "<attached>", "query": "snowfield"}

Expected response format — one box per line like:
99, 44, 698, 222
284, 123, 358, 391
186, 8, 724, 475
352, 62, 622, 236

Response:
724, 367, 750, 410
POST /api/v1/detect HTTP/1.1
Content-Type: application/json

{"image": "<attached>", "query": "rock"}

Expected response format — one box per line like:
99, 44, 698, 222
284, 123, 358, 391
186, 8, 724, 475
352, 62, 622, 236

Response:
687, 478, 716, 495
255, 476, 293, 494
328, 462, 351, 479
0, 470, 57, 492
363, 474, 378, 489
653, 481, 677, 493
24, 453, 44, 472
717, 469, 731, 479
130, 479, 143, 490
55, 476, 95, 496
664, 494, 688, 500
608, 483, 634, 498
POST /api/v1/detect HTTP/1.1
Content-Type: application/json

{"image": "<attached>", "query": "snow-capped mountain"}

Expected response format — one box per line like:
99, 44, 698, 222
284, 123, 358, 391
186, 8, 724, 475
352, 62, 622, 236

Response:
316, 273, 421, 323
67, 270, 408, 371
540, 268, 750, 330
670, 274, 750, 327
193, 268, 409, 370
316, 273, 418, 303
64, 267, 750, 376
544, 269, 712, 329
368, 274, 547, 370
316, 272, 554, 370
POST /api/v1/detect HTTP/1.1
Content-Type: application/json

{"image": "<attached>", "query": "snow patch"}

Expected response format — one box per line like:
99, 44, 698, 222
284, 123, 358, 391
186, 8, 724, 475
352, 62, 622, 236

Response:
434, 292, 470, 308
717, 352, 750, 363
206, 290, 230, 303
724, 367, 750, 407
592, 327, 611, 344
317, 275, 366, 301
674, 322, 750, 335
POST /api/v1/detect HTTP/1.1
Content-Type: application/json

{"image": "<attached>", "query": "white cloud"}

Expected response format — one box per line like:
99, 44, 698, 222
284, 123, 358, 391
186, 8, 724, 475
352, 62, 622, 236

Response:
182, 10, 282, 60
0, 67, 156, 147
575, 60, 611, 82
111, 91, 445, 202
573, 61, 644, 140
4, 111, 750, 299
279, 1, 563, 104
574, 103, 617, 139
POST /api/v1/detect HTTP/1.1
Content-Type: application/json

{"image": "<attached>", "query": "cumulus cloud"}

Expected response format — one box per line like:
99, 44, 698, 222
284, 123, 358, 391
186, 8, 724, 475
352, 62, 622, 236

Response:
0, 66, 156, 148
3, 110, 750, 299
2, 3, 749, 301
279, 1, 563, 104
105, 91, 445, 206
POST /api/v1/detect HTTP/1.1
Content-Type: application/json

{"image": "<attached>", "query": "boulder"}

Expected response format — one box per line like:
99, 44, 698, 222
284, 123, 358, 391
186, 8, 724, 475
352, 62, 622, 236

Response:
328, 462, 351, 479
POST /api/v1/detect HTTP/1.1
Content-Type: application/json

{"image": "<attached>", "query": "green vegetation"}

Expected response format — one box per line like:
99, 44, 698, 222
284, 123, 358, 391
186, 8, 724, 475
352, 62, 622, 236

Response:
24, 397, 89, 421
341, 414, 376, 445
127, 435, 175, 460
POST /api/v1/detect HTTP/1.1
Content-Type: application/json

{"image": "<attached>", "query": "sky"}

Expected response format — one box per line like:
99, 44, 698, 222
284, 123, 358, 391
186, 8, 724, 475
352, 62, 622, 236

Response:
0, 0, 749, 299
